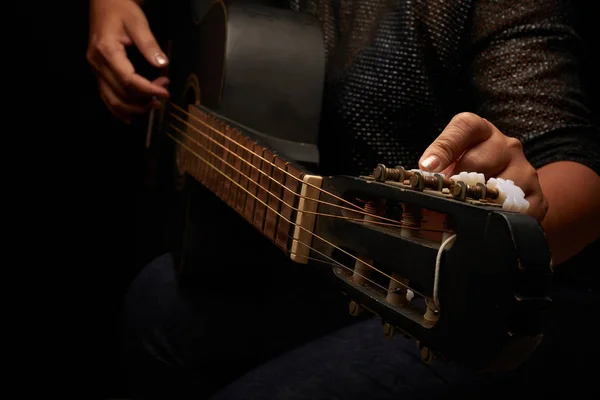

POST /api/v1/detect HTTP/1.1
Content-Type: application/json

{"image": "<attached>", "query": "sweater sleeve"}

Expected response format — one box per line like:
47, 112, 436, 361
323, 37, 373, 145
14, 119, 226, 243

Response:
467, 0, 600, 176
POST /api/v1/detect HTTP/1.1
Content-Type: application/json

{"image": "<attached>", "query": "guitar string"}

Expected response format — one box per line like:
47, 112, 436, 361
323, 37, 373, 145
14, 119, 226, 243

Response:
289, 238, 427, 306
168, 127, 428, 300
169, 101, 366, 215
168, 101, 442, 228
167, 120, 430, 299
166, 106, 448, 234
289, 240, 390, 294
167, 106, 410, 230
165, 128, 429, 299
168, 114, 404, 231
168, 120, 447, 234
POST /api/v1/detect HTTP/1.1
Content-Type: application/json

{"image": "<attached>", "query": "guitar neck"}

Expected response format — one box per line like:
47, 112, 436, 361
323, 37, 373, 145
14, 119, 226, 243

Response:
163, 102, 323, 264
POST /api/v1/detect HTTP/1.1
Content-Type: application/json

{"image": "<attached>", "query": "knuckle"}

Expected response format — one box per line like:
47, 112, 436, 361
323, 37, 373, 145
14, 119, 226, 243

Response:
506, 136, 523, 151
106, 96, 123, 110
446, 113, 484, 144
451, 112, 485, 134
526, 165, 539, 182
431, 138, 462, 166
86, 41, 102, 66
95, 40, 113, 59
121, 75, 134, 89
434, 136, 459, 157
85, 49, 94, 65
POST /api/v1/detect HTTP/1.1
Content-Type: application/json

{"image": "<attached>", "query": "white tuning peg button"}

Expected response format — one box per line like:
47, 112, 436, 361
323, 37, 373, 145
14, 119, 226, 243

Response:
486, 177, 530, 213
450, 171, 485, 186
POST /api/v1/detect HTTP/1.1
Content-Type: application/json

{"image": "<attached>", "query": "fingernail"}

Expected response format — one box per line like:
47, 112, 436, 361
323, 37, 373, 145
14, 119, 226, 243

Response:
154, 52, 168, 66
420, 155, 440, 171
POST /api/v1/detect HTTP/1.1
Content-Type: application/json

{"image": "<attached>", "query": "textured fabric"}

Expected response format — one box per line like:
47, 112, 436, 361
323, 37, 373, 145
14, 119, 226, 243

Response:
124, 252, 599, 399
279, 0, 600, 178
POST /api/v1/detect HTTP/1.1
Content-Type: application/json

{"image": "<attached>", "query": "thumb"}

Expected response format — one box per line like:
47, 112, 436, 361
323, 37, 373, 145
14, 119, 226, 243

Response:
125, 16, 169, 68
419, 112, 492, 172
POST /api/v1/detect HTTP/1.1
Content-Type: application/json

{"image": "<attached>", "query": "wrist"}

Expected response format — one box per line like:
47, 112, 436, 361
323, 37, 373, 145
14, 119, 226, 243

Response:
537, 161, 600, 266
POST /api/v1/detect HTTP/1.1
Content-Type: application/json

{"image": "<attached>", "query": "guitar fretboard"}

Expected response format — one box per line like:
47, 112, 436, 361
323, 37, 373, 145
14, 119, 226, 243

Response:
168, 104, 321, 263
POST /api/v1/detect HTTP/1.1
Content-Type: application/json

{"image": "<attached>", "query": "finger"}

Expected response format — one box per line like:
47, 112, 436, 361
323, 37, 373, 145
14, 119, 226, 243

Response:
97, 64, 131, 99
100, 64, 168, 103
448, 133, 514, 178
419, 112, 495, 173
150, 97, 163, 109
142, 77, 170, 109
98, 39, 170, 98
496, 162, 547, 221
99, 80, 153, 122
100, 90, 131, 124
153, 76, 170, 88
124, 11, 169, 68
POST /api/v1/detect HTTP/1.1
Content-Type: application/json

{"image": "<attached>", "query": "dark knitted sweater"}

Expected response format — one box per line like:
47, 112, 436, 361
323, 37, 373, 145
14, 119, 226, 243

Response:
281, 0, 600, 178
161, 0, 598, 287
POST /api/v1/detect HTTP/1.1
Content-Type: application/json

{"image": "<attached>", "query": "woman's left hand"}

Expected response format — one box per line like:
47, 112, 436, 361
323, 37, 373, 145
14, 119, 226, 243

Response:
418, 112, 548, 222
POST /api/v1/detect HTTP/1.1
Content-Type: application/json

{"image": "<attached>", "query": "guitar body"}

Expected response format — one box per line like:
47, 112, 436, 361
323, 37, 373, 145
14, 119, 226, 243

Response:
154, 0, 327, 273
150, 0, 553, 373
165, 0, 324, 167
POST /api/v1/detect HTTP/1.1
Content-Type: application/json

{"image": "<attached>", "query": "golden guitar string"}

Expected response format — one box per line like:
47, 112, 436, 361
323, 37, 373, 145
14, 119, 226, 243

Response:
169, 101, 366, 213
170, 102, 406, 220
168, 103, 450, 233
168, 120, 446, 234
170, 117, 460, 312
289, 242, 392, 294
164, 129, 429, 300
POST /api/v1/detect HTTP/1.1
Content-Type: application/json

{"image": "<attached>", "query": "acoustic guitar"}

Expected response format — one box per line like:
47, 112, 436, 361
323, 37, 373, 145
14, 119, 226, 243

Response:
146, 0, 553, 372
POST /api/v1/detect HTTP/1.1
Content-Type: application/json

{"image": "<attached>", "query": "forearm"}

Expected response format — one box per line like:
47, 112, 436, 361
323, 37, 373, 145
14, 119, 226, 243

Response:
537, 161, 600, 267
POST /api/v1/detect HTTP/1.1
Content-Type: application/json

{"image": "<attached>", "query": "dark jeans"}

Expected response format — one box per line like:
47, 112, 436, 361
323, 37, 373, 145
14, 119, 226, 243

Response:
123, 252, 598, 399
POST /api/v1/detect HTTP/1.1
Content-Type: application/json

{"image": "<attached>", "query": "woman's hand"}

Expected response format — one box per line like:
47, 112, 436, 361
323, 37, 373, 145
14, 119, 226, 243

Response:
419, 112, 548, 222
86, 0, 170, 123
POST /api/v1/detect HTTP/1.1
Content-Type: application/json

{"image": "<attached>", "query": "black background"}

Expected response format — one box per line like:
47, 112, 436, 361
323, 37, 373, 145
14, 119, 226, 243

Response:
17, 1, 599, 398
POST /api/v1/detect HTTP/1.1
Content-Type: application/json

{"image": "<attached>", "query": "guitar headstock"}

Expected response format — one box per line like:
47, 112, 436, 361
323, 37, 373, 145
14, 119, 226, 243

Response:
312, 164, 553, 372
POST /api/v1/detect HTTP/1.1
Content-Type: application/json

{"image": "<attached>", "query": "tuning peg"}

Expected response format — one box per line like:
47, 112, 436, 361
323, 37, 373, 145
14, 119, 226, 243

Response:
348, 300, 363, 316
409, 172, 426, 191
383, 322, 395, 339
486, 177, 530, 212
409, 172, 453, 192
420, 346, 436, 364
372, 164, 412, 183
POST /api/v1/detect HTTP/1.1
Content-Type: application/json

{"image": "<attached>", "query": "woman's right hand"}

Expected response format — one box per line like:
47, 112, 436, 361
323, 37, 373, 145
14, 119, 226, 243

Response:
87, 0, 170, 123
